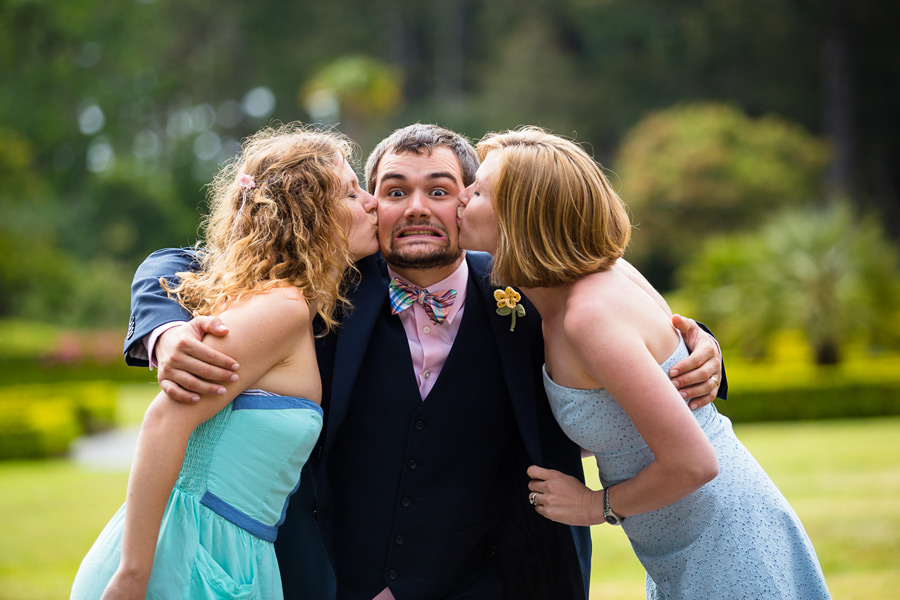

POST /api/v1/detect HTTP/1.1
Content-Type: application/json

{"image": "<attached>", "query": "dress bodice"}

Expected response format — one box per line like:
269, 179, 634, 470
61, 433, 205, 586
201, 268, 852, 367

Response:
542, 336, 718, 486
176, 389, 324, 541
72, 389, 325, 599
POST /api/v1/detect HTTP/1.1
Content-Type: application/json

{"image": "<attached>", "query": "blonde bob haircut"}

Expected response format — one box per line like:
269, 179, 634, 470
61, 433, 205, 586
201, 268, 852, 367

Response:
476, 127, 631, 288
165, 123, 357, 334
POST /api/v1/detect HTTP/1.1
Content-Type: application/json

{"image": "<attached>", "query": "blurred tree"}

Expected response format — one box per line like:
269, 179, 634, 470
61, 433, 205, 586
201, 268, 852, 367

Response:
616, 102, 830, 288
470, 13, 593, 137
678, 200, 900, 365
1, 0, 898, 327
302, 55, 403, 150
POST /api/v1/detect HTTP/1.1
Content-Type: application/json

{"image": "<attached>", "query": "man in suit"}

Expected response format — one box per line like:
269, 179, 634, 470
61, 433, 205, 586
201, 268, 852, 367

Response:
125, 123, 725, 599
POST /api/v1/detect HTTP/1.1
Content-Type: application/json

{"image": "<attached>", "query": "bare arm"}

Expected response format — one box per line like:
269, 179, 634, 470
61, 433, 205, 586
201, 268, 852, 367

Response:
529, 310, 718, 526
103, 290, 310, 597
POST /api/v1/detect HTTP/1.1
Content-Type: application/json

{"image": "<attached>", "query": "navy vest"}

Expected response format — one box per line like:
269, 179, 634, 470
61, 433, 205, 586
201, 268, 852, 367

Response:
327, 281, 517, 599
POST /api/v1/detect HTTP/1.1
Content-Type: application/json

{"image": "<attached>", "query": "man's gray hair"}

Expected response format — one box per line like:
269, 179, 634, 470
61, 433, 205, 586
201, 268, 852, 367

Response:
364, 123, 479, 193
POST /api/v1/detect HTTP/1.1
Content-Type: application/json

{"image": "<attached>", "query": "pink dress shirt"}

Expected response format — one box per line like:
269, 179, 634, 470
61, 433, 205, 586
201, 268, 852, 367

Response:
387, 259, 468, 400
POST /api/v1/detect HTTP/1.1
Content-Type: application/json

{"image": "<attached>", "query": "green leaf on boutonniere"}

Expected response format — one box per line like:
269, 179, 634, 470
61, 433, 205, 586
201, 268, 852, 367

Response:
494, 287, 525, 331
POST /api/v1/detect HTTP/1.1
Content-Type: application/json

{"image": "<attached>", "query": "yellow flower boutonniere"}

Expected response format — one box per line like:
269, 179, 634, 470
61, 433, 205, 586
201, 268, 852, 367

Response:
494, 287, 526, 332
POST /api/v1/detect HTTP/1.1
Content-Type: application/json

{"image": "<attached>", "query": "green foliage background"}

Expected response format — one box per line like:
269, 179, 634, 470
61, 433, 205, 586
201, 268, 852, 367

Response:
2, 0, 899, 328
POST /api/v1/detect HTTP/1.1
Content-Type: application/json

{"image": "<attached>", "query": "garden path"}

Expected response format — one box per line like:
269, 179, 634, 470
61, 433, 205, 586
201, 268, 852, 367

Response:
70, 426, 139, 470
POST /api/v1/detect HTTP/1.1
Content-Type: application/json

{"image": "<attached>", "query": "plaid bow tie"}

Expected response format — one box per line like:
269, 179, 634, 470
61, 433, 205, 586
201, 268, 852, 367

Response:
388, 277, 458, 325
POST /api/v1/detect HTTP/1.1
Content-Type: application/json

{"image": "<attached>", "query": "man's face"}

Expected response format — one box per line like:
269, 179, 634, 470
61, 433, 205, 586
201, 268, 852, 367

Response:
374, 147, 465, 271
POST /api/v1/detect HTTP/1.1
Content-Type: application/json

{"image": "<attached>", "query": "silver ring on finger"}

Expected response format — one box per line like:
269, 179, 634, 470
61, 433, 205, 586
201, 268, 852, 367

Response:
529, 491, 539, 506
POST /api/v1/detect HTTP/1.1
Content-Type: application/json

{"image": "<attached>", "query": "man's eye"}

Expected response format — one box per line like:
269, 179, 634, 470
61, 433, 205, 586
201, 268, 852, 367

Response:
387, 189, 406, 198
432, 189, 447, 197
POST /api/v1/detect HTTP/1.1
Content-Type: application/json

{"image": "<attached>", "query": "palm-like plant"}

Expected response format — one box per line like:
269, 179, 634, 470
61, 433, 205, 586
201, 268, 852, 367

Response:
678, 200, 900, 364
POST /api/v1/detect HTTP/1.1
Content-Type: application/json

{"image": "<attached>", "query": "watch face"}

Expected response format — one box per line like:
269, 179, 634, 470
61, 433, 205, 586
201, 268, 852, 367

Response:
604, 514, 620, 526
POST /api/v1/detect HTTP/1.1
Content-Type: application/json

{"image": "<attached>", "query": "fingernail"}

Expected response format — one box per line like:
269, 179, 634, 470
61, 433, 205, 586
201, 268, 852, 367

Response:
681, 391, 688, 399
670, 368, 679, 376
231, 363, 240, 370
689, 403, 698, 410
216, 387, 226, 396
230, 374, 239, 382
190, 395, 200, 402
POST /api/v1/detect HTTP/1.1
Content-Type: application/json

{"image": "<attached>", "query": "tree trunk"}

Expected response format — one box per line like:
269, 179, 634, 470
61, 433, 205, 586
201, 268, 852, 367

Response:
822, 0, 856, 199
434, 0, 466, 100
814, 339, 841, 366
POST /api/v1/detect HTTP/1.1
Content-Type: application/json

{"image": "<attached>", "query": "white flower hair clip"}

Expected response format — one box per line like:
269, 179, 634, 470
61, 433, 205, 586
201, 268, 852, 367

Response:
238, 174, 256, 190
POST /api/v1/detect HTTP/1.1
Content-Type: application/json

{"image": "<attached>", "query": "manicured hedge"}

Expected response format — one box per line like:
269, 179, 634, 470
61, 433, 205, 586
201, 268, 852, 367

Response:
719, 382, 900, 423
0, 382, 118, 459
718, 343, 900, 422
0, 357, 155, 386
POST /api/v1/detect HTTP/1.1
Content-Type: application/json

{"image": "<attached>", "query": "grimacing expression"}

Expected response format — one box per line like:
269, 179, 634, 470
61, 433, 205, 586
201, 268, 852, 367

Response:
457, 150, 500, 254
374, 147, 465, 270
336, 157, 379, 260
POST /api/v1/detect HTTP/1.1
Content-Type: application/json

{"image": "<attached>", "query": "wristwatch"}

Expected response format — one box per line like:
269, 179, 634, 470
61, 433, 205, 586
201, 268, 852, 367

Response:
603, 486, 624, 526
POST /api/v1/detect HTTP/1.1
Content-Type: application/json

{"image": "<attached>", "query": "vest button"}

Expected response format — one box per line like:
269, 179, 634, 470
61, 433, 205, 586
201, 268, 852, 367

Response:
388, 570, 398, 580
414, 420, 426, 430
401, 497, 412, 507
407, 459, 418, 470
395, 535, 405, 545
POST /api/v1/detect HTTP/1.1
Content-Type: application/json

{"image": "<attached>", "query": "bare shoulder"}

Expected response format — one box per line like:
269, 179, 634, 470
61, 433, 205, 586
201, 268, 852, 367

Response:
563, 272, 622, 331
611, 258, 673, 316
229, 285, 307, 314
216, 285, 311, 342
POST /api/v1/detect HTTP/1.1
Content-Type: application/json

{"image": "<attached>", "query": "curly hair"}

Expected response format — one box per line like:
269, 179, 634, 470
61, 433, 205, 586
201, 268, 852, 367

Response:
165, 123, 357, 334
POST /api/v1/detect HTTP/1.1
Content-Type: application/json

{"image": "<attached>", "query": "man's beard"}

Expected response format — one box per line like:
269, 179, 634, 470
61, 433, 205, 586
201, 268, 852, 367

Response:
383, 243, 463, 270
382, 220, 463, 269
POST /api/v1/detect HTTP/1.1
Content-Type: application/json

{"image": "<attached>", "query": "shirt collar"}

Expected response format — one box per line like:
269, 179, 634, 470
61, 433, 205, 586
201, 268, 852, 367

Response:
387, 257, 469, 326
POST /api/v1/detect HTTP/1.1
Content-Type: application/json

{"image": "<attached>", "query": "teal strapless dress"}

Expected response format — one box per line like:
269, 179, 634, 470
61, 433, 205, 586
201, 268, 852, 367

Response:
543, 337, 831, 599
71, 390, 323, 599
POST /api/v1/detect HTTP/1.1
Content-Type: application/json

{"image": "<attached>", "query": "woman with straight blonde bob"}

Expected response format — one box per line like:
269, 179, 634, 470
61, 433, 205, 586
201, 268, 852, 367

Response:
72, 123, 379, 599
457, 126, 830, 599
479, 127, 631, 289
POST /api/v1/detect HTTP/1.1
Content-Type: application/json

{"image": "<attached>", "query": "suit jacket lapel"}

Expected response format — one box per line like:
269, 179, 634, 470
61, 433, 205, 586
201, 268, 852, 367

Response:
326, 255, 390, 452
467, 253, 544, 465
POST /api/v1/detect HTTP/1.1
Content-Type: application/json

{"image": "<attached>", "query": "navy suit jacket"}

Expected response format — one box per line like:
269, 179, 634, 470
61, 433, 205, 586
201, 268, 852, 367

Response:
312, 251, 591, 598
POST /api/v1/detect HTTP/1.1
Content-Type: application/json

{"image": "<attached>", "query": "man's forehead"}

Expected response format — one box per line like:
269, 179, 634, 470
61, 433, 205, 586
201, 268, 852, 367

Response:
378, 147, 463, 181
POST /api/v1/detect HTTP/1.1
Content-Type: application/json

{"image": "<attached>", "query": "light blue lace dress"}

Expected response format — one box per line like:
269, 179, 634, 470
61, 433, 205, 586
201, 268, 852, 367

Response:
543, 337, 830, 599
71, 390, 323, 599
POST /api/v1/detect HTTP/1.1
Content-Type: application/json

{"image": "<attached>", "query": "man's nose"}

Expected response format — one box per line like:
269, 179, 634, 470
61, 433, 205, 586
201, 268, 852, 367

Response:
404, 190, 431, 217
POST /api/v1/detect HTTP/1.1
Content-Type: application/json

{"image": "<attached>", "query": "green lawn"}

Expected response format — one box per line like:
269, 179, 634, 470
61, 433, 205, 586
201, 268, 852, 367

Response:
585, 416, 900, 599
1, 413, 898, 598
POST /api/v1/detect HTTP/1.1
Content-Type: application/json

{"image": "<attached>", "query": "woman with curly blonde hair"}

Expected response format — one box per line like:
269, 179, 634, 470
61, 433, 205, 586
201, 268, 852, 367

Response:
458, 126, 829, 599
72, 124, 378, 599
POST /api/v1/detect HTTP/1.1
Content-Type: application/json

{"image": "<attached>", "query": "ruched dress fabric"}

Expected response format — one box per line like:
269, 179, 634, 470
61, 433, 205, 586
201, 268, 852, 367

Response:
542, 337, 831, 599
71, 390, 323, 599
